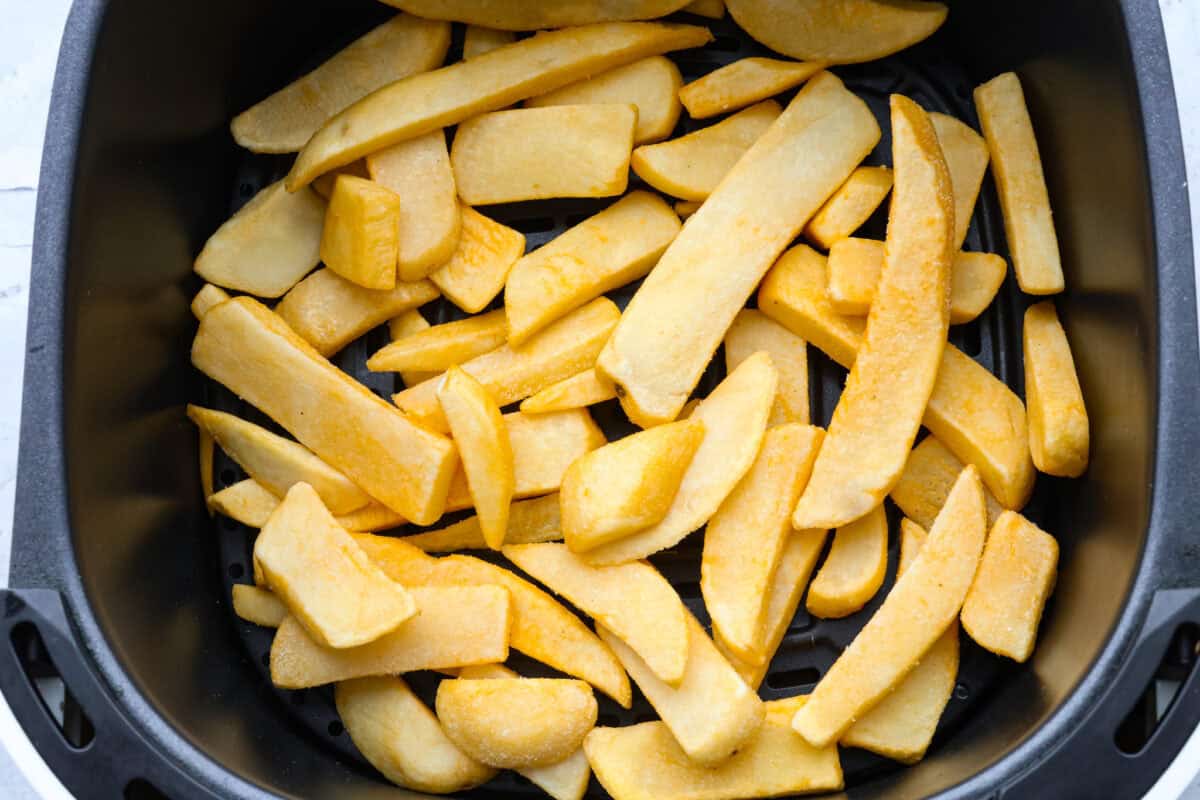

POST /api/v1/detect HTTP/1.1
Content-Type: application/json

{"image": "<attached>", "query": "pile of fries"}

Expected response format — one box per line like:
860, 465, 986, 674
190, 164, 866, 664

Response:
192, 1, 1087, 797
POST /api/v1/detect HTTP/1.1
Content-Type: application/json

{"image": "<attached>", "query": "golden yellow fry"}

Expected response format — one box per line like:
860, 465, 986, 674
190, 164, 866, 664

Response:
379, 0, 694, 29
890, 435, 1004, 531
192, 298, 458, 525
191, 284, 230, 320
311, 160, 370, 201
561, 420, 705, 553
598, 613, 763, 766
806, 504, 888, 618
960, 511, 1058, 662
683, 0, 725, 18
674, 200, 701, 218
679, 57, 825, 119
792, 466, 986, 747
429, 204, 526, 313
208, 479, 278, 528
232, 584, 287, 628
452, 105, 637, 205
930, 112, 989, 249
504, 543, 689, 685
841, 518, 958, 764
804, 165, 893, 250
320, 175, 400, 290
198, 429, 214, 510
369, 309, 508, 373
724, 309, 809, 425
274, 268, 439, 357
527, 56, 683, 144
438, 367, 514, 549
193, 181, 325, 298
394, 297, 620, 433
335, 676, 497, 794
585, 697, 844, 800
366, 130, 462, 281
792, 95, 953, 530
1024, 301, 1089, 477
387, 309, 438, 387
598, 72, 879, 427
404, 495, 562, 552
288, 22, 712, 188
505, 191, 680, 345
462, 25, 515, 58
231, 15, 450, 153
333, 502, 407, 532
632, 100, 781, 201
520, 369, 616, 414
975, 72, 1064, 294
583, 352, 776, 564
270, 585, 510, 689
726, 0, 947, 64
701, 423, 823, 661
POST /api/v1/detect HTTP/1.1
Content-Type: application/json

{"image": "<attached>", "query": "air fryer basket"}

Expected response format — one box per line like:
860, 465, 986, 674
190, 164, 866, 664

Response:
4, 1, 1199, 799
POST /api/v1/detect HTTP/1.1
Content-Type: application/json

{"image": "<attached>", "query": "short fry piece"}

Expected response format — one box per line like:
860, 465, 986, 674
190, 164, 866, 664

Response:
632, 101, 781, 201
404, 495, 562, 552
320, 175, 401, 290
792, 466, 986, 748
505, 191, 681, 345
521, 369, 616, 414
311, 160, 371, 201
336, 676, 496, 794
207, 479, 278, 528
891, 435, 1003, 531
930, 112, 989, 249
598, 613, 764, 766
463, 25, 515, 58
702, 423, 823, 661
724, 309, 809, 424
806, 504, 888, 618
683, 0, 725, 18
388, 309, 438, 387
527, 56, 683, 144
254, 484, 415, 649
191, 284, 230, 320
961, 511, 1058, 662
582, 352, 776, 564
561, 420, 705, 553
232, 584, 287, 628
198, 429, 215, 509
369, 309, 508, 373
975, 72, 1064, 295
429, 205, 526, 313
1024, 301, 1089, 477
193, 181, 324, 298
679, 57, 825, 119
804, 165, 893, 250
438, 367, 514, 549
379, 0, 694, 29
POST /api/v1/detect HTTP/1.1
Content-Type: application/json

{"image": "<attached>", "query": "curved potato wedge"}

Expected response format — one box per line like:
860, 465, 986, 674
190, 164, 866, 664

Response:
930, 112, 989, 249
806, 504, 888, 619
429, 205, 525, 313
521, 369, 617, 415
462, 25, 515, 59
803, 165, 893, 250
891, 435, 1003, 531
403, 494, 561, 552
232, 584, 287, 628
379, 0, 694, 30
369, 309, 508, 374
191, 284, 230, 320
678, 57, 825, 119
724, 309, 809, 425
320, 175, 401, 291
1024, 301, 1089, 477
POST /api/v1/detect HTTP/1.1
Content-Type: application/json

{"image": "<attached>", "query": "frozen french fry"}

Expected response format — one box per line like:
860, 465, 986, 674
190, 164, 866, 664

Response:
191, 284, 230, 320
403, 494, 561, 552
208, 479, 278, 528
678, 57, 825, 119
803, 165, 893, 250
674, 200, 701, 218
387, 309, 438, 387
930, 112, 989, 249
369, 309, 508, 374
462, 25, 515, 58
890, 435, 1004, 531
520, 369, 616, 415
232, 584, 287, 628
1024, 301, 1089, 477
806, 504, 888, 618
380, 0, 695, 29
683, 0, 725, 18
320, 175, 401, 290
723, 309, 809, 425
429, 204, 526, 313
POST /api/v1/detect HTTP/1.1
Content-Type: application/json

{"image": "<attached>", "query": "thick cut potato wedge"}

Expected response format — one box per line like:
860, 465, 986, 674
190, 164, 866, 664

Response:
891, 435, 1003, 531
930, 112, 989, 249
792, 466, 986, 747
598, 72, 879, 428
232, 584, 287, 628
353, 535, 632, 707
527, 57, 683, 144
463, 25, 515, 59
504, 543, 689, 685
311, 160, 371, 201
792, 96, 954, 530
194, 181, 325, 298
333, 502, 407, 532
271, 585, 510, 688
702, 423, 823, 661
961, 511, 1059, 662
198, 429, 215, 509
1024, 301, 1089, 477
208, 479, 278, 528
231, 15, 450, 153
683, 0, 726, 18
366, 131, 462, 281
727, 0, 948, 64
452, 105, 637, 205
583, 352, 776, 564
506, 191, 680, 345
369, 309, 507, 373
192, 298, 458, 525
320, 175, 401, 291
561, 420, 705, 553
679, 57, 825, 119
191, 284, 230, 320
336, 676, 496, 794
429, 205, 526, 313
380, 0, 694, 29
804, 165, 894, 250
632, 100, 781, 201
404, 494, 561, 552
598, 613, 763, 765
585, 697, 844, 800
724, 308, 809, 425
387, 309, 437, 387
287, 22, 712, 188
394, 298, 620, 433
187, 405, 370, 514
275, 268, 439, 357
757, 243, 865, 365
436, 678, 597, 769
975, 72, 1064, 295
254, 484, 415, 649
806, 504, 888, 618
842, 518, 958, 764
826, 238, 1006, 324
438, 367, 514, 550
521, 370, 616, 415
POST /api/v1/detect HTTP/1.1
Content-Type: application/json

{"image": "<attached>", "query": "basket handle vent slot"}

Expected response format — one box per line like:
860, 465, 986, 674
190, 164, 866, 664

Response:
1114, 622, 1199, 754
10, 621, 94, 749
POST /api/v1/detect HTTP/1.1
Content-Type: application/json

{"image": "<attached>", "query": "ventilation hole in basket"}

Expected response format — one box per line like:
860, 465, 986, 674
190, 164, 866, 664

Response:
598, 713, 620, 727
219, 468, 237, 486
766, 666, 821, 691
328, 720, 345, 737
10, 622, 95, 749
511, 216, 555, 234
1114, 622, 1199, 754
290, 690, 307, 706
228, 563, 245, 580
124, 779, 169, 800
954, 683, 970, 700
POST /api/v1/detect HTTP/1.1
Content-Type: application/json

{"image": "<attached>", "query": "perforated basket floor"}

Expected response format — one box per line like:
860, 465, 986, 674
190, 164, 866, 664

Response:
207, 9, 1052, 797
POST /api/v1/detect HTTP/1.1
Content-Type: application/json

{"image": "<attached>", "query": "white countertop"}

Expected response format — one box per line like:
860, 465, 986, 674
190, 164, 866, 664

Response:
0, 2, 1198, 798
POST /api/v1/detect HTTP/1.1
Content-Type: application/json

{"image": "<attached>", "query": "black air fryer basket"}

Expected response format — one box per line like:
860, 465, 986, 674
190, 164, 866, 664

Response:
4, 1, 1199, 798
